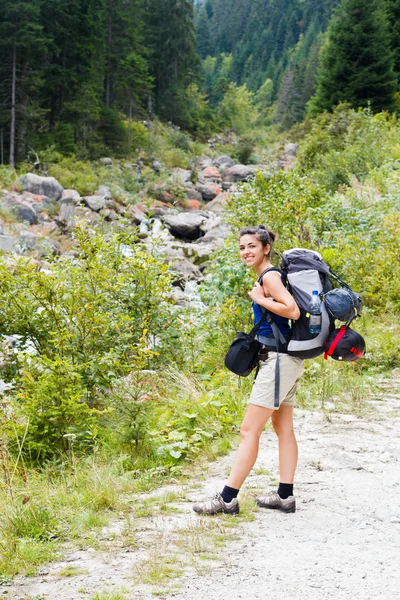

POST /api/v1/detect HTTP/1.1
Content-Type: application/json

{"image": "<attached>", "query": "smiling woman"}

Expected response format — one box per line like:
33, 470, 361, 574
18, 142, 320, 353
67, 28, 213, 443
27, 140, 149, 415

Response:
193, 224, 304, 516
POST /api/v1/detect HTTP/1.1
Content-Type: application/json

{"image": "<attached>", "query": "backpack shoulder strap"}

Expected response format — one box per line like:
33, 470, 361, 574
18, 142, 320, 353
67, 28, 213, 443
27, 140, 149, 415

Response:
258, 267, 282, 284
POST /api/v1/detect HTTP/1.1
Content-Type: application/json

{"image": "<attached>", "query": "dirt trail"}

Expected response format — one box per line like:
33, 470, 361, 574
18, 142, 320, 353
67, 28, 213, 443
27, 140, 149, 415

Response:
4, 376, 400, 600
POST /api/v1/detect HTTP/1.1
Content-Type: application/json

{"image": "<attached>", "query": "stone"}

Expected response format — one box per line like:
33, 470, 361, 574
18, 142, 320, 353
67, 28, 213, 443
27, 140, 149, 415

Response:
98, 185, 112, 199
128, 204, 146, 224
172, 168, 192, 184
99, 208, 118, 221
185, 188, 203, 203
202, 223, 231, 241
195, 183, 221, 202
17, 202, 38, 224
81, 195, 106, 212
169, 257, 203, 280
59, 197, 75, 225
100, 157, 113, 167
152, 159, 162, 173
62, 189, 80, 202
164, 212, 209, 240
0, 235, 16, 252
223, 164, 255, 183
178, 198, 202, 211
200, 166, 222, 181
206, 192, 229, 214
17, 173, 63, 200
214, 155, 235, 169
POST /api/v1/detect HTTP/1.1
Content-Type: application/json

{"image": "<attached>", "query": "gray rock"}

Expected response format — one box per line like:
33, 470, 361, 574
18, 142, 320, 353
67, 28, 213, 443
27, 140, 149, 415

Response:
17, 173, 63, 200
81, 195, 106, 212
0, 222, 3, 235
214, 155, 235, 169
98, 185, 112, 199
206, 192, 229, 214
62, 189, 80, 202
101, 157, 113, 167
172, 168, 192, 184
18, 231, 60, 256
202, 223, 231, 241
17, 202, 38, 225
223, 164, 255, 183
164, 212, 209, 240
152, 159, 162, 173
185, 188, 203, 202
0, 235, 16, 252
169, 257, 203, 280
59, 197, 75, 225
195, 183, 221, 202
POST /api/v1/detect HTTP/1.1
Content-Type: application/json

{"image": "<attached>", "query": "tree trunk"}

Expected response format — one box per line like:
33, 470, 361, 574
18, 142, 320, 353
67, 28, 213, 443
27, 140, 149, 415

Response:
127, 95, 133, 156
105, 0, 113, 109
9, 43, 16, 169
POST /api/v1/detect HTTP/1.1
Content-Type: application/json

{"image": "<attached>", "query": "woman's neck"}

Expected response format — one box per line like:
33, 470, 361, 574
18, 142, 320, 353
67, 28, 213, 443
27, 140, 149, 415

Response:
254, 260, 272, 277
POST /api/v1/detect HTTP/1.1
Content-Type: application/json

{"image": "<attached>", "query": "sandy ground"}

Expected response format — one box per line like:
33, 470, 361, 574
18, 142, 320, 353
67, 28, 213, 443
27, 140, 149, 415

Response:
4, 375, 400, 600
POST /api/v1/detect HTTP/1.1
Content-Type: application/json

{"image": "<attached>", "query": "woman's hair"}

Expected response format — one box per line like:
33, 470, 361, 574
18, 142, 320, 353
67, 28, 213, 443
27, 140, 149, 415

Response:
239, 225, 277, 257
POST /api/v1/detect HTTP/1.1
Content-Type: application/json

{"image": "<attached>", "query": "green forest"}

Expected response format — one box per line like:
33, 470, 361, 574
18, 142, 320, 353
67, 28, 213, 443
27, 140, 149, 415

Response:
0, 0, 400, 591
1, 0, 400, 166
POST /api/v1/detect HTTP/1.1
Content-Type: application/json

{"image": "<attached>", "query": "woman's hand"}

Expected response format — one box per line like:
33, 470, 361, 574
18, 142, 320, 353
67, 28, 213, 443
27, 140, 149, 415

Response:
248, 281, 265, 304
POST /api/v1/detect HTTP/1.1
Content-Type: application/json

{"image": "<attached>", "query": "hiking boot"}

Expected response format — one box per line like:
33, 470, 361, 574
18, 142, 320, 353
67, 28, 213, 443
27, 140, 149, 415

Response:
256, 491, 296, 513
192, 492, 239, 515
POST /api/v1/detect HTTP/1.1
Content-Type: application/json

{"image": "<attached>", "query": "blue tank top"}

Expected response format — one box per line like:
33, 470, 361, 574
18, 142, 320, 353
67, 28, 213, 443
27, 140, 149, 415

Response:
252, 268, 291, 339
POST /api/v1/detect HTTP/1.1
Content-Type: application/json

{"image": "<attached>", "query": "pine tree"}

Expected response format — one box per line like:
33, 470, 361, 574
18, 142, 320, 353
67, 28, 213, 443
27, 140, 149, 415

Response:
385, 0, 400, 84
309, 0, 397, 114
144, 0, 199, 124
0, 0, 45, 166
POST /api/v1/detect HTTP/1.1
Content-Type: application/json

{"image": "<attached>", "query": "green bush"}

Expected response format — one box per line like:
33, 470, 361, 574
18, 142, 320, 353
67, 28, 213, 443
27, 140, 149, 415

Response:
0, 225, 180, 461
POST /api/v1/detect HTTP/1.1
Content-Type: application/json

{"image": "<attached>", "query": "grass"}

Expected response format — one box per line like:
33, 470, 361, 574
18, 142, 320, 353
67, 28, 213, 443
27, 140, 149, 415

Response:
55, 565, 89, 577
133, 551, 184, 587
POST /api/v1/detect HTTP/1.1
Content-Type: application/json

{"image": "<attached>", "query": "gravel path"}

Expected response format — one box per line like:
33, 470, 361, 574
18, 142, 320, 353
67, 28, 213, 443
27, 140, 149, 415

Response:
5, 376, 400, 600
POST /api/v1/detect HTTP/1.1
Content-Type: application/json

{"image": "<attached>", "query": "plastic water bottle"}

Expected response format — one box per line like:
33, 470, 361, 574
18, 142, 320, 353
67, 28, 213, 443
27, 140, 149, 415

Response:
309, 290, 322, 334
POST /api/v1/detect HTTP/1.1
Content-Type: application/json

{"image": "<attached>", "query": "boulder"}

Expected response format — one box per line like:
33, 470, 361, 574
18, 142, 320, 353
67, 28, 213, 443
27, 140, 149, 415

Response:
214, 155, 235, 169
178, 199, 202, 211
185, 188, 203, 203
164, 212, 209, 240
62, 189, 80, 202
0, 235, 16, 252
100, 208, 118, 221
172, 168, 192, 184
128, 204, 146, 224
202, 223, 231, 241
200, 166, 222, 182
100, 157, 113, 167
81, 195, 106, 212
182, 239, 224, 264
59, 197, 75, 225
17, 173, 63, 201
98, 185, 112, 199
206, 192, 229, 214
19, 231, 60, 256
195, 183, 222, 202
168, 257, 203, 280
223, 164, 255, 183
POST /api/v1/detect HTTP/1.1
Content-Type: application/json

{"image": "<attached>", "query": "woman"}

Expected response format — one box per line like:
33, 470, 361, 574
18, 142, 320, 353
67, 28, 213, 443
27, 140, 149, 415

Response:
193, 225, 304, 515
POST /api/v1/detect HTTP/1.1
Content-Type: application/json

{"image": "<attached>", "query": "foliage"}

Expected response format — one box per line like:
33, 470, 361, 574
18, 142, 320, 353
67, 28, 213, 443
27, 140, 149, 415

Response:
296, 104, 400, 190
308, 0, 397, 114
0, 225, 180, 460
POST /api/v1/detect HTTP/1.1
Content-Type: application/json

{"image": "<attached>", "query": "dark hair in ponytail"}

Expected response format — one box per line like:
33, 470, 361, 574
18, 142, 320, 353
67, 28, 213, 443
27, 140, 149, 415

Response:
239, 224, 277, 257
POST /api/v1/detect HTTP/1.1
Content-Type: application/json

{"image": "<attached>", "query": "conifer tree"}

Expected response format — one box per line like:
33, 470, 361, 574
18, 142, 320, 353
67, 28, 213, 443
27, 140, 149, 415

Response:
309, 0, 397, 114
385, 0, 400, 84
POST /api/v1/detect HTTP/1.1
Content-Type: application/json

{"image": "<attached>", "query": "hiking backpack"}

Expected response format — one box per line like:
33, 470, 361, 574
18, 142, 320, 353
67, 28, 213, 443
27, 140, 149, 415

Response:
277, 248, 363, 359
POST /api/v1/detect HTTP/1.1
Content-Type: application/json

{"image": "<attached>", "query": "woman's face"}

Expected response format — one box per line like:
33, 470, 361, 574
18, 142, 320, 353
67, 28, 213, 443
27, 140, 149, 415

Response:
239, 234, 269, 268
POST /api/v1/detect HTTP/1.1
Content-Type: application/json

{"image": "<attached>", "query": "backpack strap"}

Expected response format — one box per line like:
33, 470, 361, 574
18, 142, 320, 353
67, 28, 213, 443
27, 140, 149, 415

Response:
257, 268, 287, 408
324, 325, 347, 360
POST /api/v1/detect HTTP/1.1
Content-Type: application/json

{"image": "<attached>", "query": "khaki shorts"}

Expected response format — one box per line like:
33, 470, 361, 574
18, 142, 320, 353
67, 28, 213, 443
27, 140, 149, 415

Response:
248, 352, 304, 410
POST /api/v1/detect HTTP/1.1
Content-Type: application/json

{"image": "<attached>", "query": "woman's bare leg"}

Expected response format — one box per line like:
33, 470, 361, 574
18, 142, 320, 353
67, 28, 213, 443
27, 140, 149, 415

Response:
226, 404, 274, 490
271, 405, 298, 483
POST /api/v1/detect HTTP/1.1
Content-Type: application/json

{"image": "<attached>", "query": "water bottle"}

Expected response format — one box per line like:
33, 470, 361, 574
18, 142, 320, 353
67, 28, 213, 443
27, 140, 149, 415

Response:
309, 290, 322, 334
